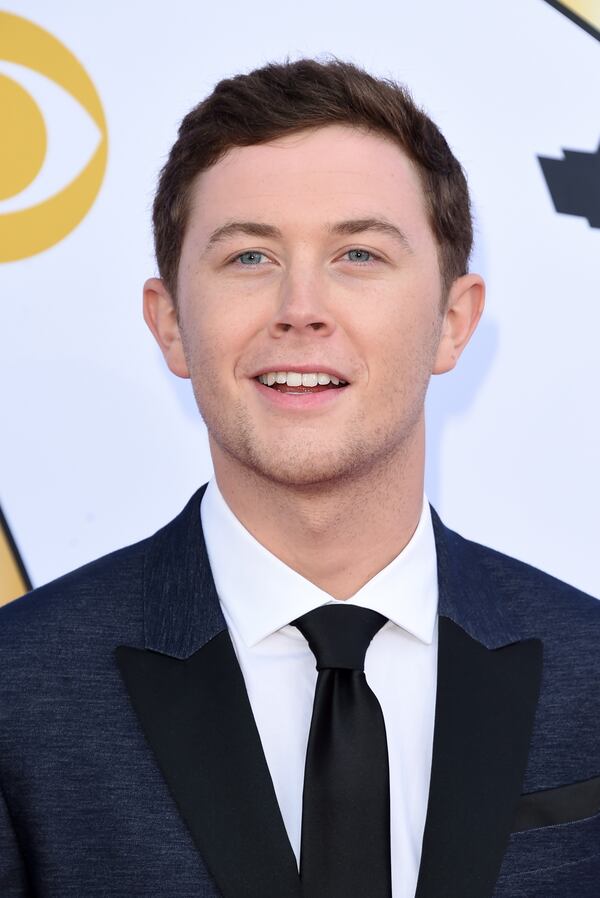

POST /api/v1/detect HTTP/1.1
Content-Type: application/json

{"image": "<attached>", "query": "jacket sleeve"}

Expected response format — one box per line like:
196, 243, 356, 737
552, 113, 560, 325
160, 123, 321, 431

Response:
0, 779, 32, 897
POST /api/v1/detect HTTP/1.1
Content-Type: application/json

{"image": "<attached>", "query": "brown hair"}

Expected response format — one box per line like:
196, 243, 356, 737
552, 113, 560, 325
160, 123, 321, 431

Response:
153, 58, 473, 299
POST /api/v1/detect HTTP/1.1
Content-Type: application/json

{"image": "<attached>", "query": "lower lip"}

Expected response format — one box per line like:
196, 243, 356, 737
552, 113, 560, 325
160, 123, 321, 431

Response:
252, 379, 349, 409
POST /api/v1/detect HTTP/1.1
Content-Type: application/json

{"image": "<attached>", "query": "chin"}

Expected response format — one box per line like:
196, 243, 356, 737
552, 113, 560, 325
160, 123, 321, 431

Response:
205, 404, 418, 489
233, 434, 392, 489
247, 456, 354, 488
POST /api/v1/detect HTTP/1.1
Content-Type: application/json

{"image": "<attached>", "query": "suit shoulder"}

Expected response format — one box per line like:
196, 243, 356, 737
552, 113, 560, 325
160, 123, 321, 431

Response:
442, 521, 600, 635
0, 533, 151, 649
0, 488, 206, 656
468, 533, 595, 601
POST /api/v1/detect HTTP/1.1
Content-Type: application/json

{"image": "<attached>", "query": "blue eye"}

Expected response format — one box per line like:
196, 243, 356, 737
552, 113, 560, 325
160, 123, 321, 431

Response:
346, 249, 373, 263
237, 251, 267, 265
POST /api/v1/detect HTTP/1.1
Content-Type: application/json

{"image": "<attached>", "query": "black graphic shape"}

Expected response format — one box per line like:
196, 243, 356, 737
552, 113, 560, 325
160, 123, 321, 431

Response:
538, 145, 600, 228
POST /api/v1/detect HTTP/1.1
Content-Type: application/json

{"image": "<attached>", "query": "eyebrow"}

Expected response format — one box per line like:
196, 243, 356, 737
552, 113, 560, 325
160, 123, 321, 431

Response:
204, 217, 412, 252
205, 221, 282, 249
329, 218, 412, 251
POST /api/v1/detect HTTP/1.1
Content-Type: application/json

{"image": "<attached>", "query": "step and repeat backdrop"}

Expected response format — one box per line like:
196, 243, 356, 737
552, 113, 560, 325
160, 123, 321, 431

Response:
1, 0, 599, 604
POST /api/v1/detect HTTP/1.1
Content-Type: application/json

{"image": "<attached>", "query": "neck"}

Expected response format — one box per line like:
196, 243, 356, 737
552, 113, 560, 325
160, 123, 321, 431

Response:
210, 422, 425, 599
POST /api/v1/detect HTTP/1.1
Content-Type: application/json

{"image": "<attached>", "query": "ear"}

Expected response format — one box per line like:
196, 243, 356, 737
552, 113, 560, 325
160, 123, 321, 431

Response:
433, 273, 485, 375
143, 278, 190, 378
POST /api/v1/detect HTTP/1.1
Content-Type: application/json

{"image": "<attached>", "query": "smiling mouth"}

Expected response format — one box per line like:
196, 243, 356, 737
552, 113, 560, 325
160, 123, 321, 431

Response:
256, 371, 348, 393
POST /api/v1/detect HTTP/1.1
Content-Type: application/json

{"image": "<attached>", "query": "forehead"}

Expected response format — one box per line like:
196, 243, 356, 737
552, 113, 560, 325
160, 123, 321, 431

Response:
185, 125, 431, 243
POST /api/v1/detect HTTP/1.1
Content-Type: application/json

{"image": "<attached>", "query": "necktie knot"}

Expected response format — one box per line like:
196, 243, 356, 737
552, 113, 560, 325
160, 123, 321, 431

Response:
293, 604, 387, 671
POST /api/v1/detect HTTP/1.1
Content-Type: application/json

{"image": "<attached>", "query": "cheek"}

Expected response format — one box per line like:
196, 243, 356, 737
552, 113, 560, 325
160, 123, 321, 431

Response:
361, 292, 441, 380
179, 295, 257, 386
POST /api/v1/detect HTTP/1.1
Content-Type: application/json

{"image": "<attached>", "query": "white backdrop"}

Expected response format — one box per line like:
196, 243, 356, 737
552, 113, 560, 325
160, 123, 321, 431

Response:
1, 0, 599, 599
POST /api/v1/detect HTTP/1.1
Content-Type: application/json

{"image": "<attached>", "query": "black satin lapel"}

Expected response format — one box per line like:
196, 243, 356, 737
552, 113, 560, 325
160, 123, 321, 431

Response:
415, 617, 543, 898
116, 633, 301, 898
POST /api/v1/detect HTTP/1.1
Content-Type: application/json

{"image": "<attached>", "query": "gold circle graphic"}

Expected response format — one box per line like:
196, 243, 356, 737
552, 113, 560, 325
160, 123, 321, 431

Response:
0, 73, 47, 200
0, 12, 108, 261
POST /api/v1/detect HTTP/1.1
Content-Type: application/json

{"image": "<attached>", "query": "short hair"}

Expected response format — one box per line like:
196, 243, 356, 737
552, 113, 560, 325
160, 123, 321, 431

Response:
153, 58, 473, 299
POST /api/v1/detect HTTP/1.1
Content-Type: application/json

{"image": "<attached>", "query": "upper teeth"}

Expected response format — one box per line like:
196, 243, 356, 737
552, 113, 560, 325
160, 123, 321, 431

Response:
258, 372, 346, 387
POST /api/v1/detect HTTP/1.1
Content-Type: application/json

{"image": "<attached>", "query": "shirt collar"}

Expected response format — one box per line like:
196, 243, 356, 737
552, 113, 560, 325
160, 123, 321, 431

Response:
201, 478, 438, 648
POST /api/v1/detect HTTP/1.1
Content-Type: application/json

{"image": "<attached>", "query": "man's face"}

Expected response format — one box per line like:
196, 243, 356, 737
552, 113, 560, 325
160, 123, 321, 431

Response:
160, 125, 462, 487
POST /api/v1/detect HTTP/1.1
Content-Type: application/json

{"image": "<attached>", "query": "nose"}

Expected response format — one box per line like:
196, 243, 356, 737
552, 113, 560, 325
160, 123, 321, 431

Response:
267, 268, 336, 338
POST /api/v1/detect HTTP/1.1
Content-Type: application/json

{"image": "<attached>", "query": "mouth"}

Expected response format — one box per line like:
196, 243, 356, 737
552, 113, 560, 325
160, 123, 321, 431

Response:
255, 370, 349, 395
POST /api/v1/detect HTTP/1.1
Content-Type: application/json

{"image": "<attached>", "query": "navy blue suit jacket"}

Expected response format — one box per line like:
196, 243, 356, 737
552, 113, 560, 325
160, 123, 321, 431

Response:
1, 486, 599, 897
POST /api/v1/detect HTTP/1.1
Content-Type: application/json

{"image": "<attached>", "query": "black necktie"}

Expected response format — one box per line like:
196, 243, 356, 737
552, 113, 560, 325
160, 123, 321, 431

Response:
292, 604, 392, 898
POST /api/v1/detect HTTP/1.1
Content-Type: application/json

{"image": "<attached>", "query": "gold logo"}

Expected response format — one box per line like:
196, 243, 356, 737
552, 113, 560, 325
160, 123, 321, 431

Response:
0, 506, 30, 607
544, 1, 600, 39
0, 11, 108, 261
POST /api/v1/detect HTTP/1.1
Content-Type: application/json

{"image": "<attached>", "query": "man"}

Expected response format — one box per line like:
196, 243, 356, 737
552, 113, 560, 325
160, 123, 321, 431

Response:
0, 59, 598, 898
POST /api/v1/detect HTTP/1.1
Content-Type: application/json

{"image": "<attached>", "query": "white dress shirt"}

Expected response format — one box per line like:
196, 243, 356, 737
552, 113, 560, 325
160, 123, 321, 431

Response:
201, 479, 439, 898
